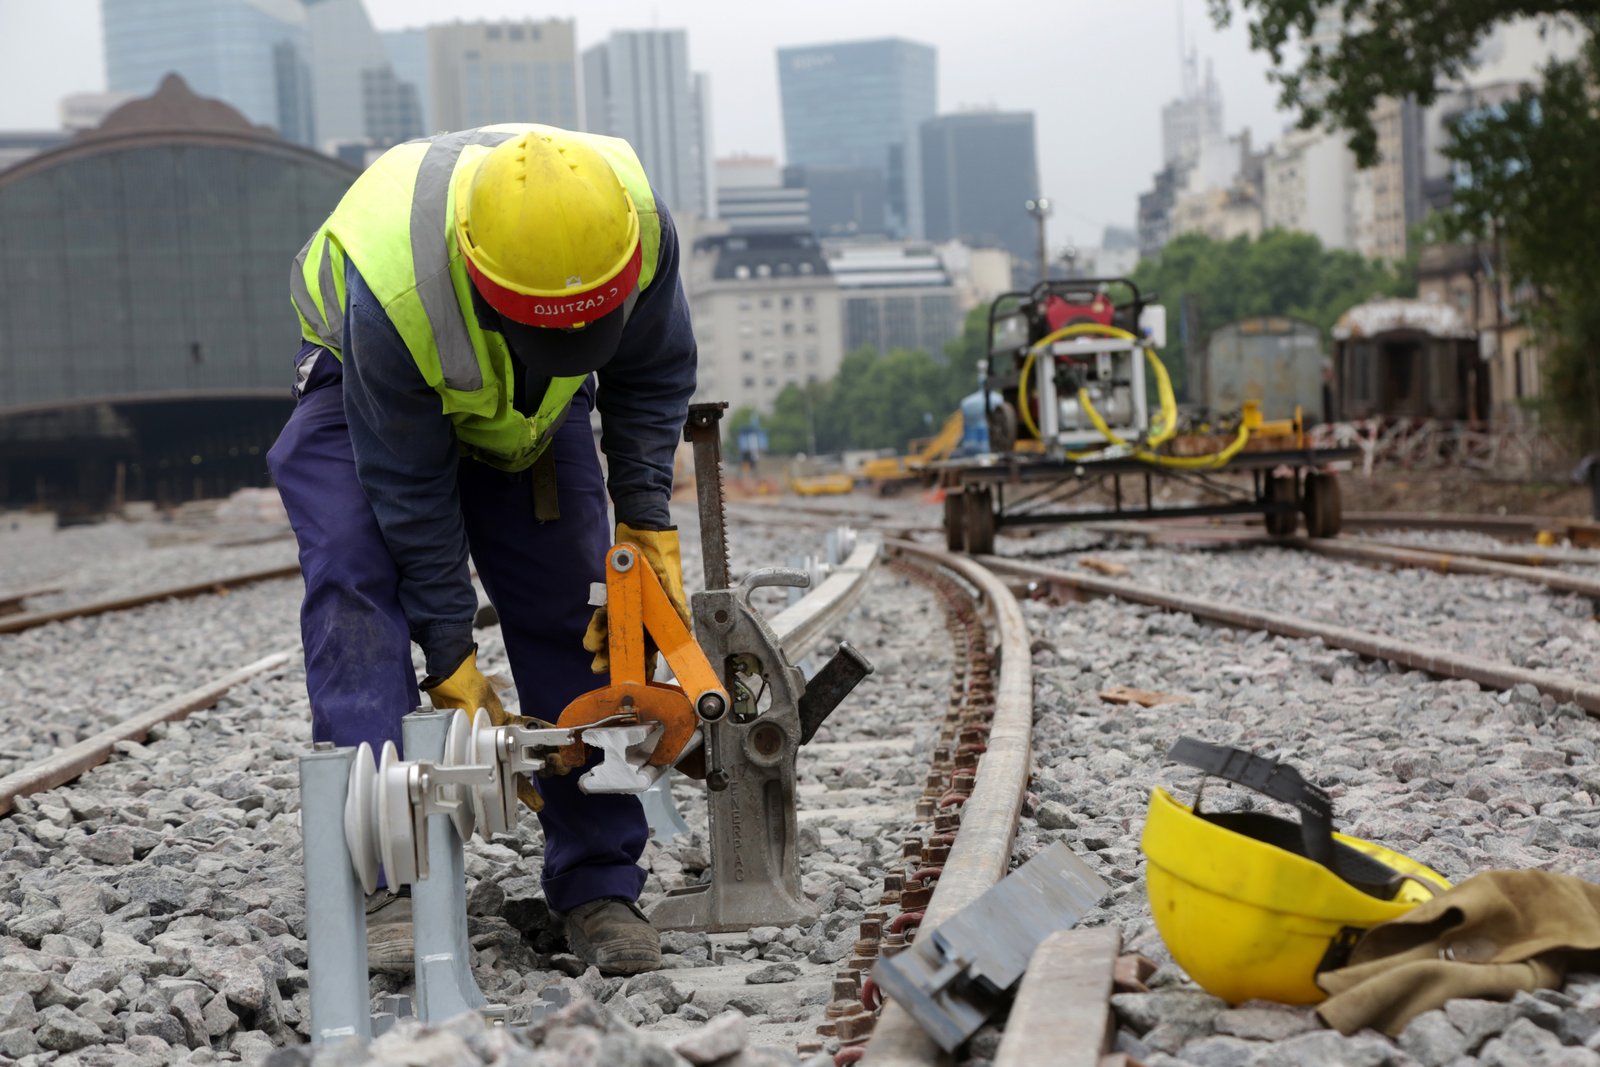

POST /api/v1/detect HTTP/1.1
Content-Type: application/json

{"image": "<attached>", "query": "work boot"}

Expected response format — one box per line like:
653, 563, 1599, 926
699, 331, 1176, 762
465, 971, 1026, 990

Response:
560, 898, 661, 976
366, 887, 413, 975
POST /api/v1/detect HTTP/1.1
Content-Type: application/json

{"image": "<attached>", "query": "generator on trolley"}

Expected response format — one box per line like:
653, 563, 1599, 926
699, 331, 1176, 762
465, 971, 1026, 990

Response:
935, 278, 1356, 554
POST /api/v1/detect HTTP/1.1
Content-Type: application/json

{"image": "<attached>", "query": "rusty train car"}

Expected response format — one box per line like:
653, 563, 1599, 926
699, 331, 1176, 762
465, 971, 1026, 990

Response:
1331, 299, 1488, 422
1202, 317, 1327, 423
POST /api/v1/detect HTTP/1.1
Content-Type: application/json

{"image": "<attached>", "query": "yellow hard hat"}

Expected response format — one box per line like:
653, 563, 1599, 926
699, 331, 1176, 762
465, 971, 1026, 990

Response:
454, 129, 641, 331
1141, 738, 1450, 1005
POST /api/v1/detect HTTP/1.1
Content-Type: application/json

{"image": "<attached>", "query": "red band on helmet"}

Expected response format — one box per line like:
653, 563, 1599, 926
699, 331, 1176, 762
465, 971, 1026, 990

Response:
465, 242, 643, 328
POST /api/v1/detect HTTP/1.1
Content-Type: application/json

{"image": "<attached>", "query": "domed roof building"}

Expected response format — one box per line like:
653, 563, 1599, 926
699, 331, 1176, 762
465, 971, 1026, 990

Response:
0, 74, 357, 517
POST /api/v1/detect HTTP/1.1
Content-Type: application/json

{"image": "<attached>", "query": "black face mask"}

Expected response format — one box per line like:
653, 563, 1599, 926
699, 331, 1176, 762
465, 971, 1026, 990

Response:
470, 284, 627, 407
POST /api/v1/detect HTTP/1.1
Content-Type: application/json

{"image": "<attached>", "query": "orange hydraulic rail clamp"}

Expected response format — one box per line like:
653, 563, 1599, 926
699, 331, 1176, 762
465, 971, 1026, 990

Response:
555, 542, 729, 771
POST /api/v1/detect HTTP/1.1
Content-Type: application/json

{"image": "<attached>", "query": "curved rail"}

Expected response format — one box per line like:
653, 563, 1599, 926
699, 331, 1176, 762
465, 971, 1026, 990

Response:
862, 541, 1036, 1067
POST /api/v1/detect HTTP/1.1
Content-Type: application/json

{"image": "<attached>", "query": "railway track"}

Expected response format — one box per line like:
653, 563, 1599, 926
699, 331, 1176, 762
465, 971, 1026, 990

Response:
5, 497, 1600, 1066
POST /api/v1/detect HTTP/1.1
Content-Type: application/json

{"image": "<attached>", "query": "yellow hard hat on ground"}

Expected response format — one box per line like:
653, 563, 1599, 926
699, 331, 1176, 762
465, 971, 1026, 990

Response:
454, 129, 642, 373
1141, 738, 1451, 1005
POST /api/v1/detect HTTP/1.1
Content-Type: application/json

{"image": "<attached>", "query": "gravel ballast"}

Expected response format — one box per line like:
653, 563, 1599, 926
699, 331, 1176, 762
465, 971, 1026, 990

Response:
998, 519, 1600, 1067
0, 502, 941, 1065
6, 493, 1600, 1066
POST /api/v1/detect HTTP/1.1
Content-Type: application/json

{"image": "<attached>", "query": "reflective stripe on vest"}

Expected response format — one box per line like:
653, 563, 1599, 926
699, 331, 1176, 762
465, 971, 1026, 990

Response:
289, 124, 660, 470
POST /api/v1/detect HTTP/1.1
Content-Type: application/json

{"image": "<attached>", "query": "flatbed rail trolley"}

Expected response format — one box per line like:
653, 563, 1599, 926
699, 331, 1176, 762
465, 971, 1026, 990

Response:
933, 277, 1357, 554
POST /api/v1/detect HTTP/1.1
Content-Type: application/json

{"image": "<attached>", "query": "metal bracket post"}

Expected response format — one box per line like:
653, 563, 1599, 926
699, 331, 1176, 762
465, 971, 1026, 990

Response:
650, 571, 816, 933
299, 744, 372, 1046
640, 773, 693, 841
401, 710, 500, 1024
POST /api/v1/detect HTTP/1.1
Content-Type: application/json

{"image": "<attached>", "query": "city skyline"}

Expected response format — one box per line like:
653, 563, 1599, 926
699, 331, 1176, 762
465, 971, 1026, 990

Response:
0, 0, 1294, 247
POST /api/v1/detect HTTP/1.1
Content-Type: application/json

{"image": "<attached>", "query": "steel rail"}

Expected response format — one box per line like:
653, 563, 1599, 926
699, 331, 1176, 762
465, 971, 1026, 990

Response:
1284, 536, 1600, 599
767, 535, 882, 659
0, 584, 64, 616
1350, 536, 1600, 570
863, 541, 1037, 1067
981, 555, 1600, 715
0, 564, 302, 635
1343, 511, 1600, 545
0, 652, 293, 816
993, 927, 1123, 1067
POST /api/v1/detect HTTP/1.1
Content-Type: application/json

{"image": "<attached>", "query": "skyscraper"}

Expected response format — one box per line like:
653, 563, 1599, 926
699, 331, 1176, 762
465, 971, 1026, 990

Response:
101, 0, 315, 145
303, 0, 422, 152
1161, 52, 1224, 169
583, 30, 712, 219
381, 28, 434, 133
428, 20, 579, 133
919, 111, 1039, 268
776, 38, 936, 238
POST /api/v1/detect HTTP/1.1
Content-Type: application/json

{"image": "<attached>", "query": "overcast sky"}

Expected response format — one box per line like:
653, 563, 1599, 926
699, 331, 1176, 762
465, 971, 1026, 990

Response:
0, 0, 1297, 243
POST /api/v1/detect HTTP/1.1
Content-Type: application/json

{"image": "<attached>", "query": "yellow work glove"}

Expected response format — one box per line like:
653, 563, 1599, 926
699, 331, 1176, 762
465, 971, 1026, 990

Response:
421, 647, 545, 810
583, 522, 692, 675
421, 647, 505, 721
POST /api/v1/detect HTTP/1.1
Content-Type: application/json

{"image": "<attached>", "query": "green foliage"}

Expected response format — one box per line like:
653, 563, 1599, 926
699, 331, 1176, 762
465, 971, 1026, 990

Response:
1130, 230, 1412, 402
1211, 2, 1600, 446
723, 405, 759, 453
1441, 36, 1600, 448
760, 307, 992, 455
1207, 1, 1596, 165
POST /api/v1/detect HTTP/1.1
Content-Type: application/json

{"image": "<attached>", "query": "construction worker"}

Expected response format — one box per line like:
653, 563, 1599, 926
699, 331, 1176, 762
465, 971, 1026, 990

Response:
267, 125, 695, 976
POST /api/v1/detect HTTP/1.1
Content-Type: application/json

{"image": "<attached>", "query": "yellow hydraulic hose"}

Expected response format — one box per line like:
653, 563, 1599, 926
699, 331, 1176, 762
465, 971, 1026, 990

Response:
1015, 321, 1247, 468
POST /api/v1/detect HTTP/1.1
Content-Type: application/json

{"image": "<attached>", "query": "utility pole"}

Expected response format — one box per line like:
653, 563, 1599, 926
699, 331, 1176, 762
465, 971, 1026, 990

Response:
1024, 197, 1052, 283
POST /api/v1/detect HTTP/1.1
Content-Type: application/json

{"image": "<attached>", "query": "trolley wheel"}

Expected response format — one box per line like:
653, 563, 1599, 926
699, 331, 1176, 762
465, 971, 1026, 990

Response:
987, 402, 1018, 455
1304, 472, 1343, 539
944, 488, 967, 552
964, 487, 997, 556
1264, 475, 1299, 538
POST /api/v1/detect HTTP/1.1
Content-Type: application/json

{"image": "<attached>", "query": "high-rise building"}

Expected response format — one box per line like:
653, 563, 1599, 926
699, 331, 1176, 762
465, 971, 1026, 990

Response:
825, 242, 961, 358
101, 0, 316, 145
685, 233, 842, 414
789, 164, 887, 238
776, 38, 936, 238
919, 111, 1039, 268
304, 0, 422, 152
428, 20, 579, 132
381, 29, 434, 133
1263, 127, 1356, 251
716, 156, 811, 234
1162, 52, 1224, 169
1351, 96, 1424, 262
583, 30, 712, 219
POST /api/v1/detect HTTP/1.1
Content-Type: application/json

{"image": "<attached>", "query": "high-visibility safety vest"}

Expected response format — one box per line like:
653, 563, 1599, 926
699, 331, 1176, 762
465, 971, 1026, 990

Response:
289, 124, 661, 472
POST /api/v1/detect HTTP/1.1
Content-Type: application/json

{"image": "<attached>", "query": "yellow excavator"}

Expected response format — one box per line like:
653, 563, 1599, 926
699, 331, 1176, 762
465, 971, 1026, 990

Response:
860, 412, 965, 496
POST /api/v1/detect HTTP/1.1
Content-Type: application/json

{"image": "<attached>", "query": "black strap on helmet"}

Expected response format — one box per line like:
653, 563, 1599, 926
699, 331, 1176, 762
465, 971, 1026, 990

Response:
1168, 737, 1336, 868
1167, 737, 1420, 902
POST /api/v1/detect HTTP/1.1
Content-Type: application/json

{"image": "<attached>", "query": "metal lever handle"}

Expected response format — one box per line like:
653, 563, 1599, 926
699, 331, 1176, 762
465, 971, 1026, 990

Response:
704, 724, 729, 791
798, 642, 875, 744
735, 567, 811, 610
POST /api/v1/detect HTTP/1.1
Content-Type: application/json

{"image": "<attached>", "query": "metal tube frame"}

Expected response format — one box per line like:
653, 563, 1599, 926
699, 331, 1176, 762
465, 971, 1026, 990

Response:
299, 744, 373, 1046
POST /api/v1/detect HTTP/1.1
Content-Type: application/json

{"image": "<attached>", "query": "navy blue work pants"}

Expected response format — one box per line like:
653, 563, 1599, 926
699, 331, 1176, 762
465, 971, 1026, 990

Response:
267, 347, 648, 910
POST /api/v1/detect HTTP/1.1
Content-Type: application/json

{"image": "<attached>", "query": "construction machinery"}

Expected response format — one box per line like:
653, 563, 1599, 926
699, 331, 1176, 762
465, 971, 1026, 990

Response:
859, 411, 965, 495
931, 278, 1358, 553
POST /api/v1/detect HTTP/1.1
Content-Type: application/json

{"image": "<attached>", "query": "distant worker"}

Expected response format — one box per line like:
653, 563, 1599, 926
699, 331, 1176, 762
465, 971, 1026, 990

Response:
267, 124, 696, 976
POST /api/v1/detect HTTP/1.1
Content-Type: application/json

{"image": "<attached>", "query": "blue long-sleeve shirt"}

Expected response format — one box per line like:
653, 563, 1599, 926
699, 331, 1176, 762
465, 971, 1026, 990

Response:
336, 195, 697, 677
